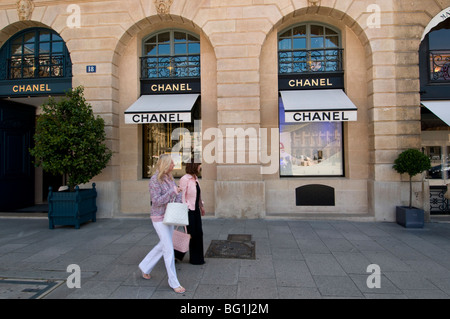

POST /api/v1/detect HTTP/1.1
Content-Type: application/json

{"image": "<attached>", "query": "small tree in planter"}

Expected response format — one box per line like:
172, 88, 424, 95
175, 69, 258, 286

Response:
30, 86, 112, 229
393, 149, 431, 228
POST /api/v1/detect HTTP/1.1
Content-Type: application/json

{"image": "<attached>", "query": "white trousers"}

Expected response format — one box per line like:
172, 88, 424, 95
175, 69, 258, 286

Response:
138, 221, 181, 289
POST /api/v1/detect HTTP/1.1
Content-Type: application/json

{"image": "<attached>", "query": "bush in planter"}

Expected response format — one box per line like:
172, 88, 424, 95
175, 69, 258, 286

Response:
393, 149, 431, 228
30, 86, 113, 228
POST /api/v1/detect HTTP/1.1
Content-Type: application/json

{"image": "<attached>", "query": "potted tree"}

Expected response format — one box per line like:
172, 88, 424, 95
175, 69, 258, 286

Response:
30, 86, 112, 229
393, 148, 431, 228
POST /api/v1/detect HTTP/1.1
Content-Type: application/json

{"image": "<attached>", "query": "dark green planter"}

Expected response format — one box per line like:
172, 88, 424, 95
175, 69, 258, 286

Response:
396, 206, 424, 228
48, 183, 97, 229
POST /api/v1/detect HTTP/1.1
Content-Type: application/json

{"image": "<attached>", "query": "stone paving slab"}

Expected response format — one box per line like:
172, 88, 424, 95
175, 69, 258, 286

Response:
0, 278, 64, 299
0, 217, 450, 299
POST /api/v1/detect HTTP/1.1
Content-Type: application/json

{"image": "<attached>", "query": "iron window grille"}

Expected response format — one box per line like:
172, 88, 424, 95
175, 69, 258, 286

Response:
429, 49, 450, 82
141, 30, 200, 79
8, 54, 66, 79
0, 28, 71, 80
278, 23, 343, 74
279, 48, 344, 74
141, 55, 200, 79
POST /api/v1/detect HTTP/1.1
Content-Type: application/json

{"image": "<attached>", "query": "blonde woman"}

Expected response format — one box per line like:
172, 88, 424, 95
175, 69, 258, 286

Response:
138, 154, 185, 294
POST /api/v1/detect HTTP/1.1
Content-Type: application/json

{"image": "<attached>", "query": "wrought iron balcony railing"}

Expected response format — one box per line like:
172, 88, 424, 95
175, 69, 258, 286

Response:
7, 54, 69, 79
430, 50, 450, 82
141, 55, 200, 79
278, 48, 344, 74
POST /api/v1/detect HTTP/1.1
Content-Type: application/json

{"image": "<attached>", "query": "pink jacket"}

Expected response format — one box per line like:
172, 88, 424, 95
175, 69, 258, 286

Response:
179, 174, 203, 211
149, 171, 182, 222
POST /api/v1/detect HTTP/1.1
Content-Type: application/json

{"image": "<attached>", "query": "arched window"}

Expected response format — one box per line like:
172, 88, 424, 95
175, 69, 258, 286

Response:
140, 29, 201, 178
0, 28, 72, 80
278, 23, 342, 74
428, 19, 450, 82
277, 23, 345, 177
141, 30, 200, 79
419, 18, 450, 184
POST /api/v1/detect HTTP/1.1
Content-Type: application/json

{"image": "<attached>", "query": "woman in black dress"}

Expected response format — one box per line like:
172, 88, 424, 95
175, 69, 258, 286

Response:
178, 161, 205, 265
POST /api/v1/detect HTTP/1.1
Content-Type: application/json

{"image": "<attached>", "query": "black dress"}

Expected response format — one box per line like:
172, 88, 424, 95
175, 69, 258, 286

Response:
187, 182, 205, 265
174, 181, 205, 265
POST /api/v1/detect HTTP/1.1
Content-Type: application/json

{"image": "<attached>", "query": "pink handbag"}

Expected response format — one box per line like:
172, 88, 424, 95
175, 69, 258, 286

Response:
172, 226, 191, 253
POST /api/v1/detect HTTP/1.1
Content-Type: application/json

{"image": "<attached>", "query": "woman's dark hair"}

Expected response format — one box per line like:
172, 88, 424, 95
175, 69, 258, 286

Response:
185, 160, 201, 176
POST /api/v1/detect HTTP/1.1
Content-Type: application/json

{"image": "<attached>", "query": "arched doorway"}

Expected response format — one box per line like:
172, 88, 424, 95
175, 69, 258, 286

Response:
116, 15, 217, 216
419, 9, 450, 215
0, 27, 72, 211
0, 100, 35, 211
261, 9, 370, 217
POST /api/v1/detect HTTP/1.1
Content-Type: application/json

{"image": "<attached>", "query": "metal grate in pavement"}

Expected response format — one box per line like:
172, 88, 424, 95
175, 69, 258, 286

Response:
205, 234, 255, 260
0, 278, 64, 299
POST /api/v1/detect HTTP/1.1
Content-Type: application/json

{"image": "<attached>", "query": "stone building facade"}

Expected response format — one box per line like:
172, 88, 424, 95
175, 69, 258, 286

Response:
1, 0, 449, 221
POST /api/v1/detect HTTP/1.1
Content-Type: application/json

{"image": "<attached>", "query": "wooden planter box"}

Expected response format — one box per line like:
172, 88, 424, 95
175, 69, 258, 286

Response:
48, 183, 97, 229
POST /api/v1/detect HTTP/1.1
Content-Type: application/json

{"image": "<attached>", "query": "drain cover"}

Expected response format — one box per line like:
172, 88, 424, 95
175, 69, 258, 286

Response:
206, 234, 255, 260
0, 279, 63, 299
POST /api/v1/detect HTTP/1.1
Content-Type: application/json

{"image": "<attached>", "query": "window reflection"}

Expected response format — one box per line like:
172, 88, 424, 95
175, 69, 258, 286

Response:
141, 30, 200, 79
279, 101, 344, 177
278, 23, 342, 74
7, 29, 67, 79
143, 101, 201, 179
423, 146, 450, 180
428, 19, 450, 82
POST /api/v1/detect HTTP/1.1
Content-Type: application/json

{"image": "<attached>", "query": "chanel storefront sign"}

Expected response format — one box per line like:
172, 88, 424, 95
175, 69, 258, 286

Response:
278, 73, 344, 91
288, 78, 333, 88
124, 93, 199, 124
285, 110, 357, 123
280, 89, 358, 123
141, 78, 200, 95
0, 78, 72, 97
125, 112, 191, 124
12, 83, 51, 93
149, 83, 193, 93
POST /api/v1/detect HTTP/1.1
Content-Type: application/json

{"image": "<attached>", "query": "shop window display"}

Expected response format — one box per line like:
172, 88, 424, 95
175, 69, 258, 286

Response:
143, 99, 201, 179
424, 146, 450, 180
279, 102, 344, 177
278, 22, 344, 177
141, 29, 201, 179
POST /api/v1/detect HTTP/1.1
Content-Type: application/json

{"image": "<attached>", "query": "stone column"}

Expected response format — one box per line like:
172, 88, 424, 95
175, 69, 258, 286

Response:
205, 6, 282, 218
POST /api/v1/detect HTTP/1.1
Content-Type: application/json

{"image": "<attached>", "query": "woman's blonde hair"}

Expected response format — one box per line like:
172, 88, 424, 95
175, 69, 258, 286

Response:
156, 154, 173, 181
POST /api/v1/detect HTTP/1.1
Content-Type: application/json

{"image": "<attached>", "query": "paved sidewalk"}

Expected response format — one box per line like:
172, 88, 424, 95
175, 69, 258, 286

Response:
1, 216, 450, 299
